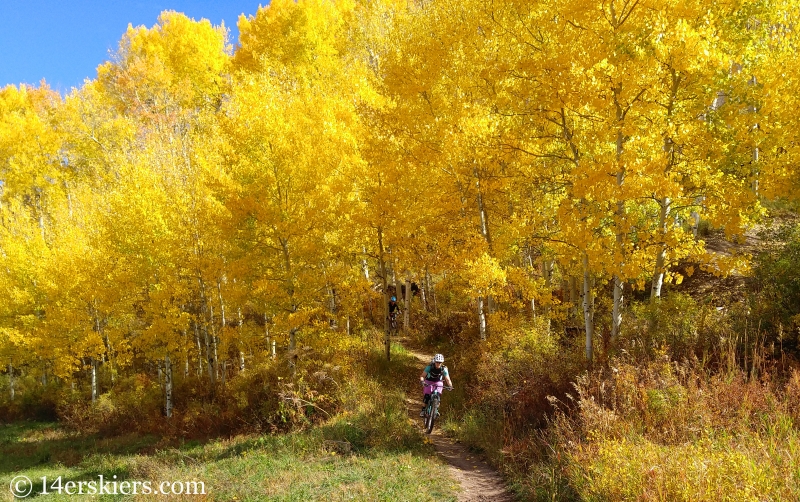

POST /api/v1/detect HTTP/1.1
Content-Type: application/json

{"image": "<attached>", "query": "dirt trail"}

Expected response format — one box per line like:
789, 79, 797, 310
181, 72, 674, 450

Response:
402, 344, 514, 502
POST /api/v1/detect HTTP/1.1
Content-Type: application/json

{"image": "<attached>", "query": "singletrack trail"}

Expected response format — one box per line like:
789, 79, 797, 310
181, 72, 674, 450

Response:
401, 342, 514, 502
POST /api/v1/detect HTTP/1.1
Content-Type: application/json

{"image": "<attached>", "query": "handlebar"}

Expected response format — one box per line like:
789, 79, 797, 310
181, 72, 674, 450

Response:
420, 381, 454, 391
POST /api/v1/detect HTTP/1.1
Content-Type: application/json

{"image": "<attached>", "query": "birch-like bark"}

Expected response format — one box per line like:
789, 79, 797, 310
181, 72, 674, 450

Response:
651, 72, 681, 303
217, 279, 226, 329
328, 286, 337, 329
238, 308, 245, 373
475, 169, 493, 251
164, 355, 173, 418
377, 227, 391, 361
209, 304, 220, 380
97, 313, 115, 385
611, 86, 627, 342
280, 237, 298, 375
611, 274, 624, 340
478, 296, 487, 341
422, 267, 429, 312
362, 247, 370, 280
198, 276, 217, 384
582, 254, 595, 364
476, 165, 492, 338
194, 321, 203, 377
204, 323, 215, 385
650, 197, 671, 301
91, 358, 97, 403
691, 209, 701, 238
392, 261, 399, 310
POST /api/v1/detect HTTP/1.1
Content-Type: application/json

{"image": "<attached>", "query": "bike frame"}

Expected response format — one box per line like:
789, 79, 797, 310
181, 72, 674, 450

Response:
422, 383, 452, 434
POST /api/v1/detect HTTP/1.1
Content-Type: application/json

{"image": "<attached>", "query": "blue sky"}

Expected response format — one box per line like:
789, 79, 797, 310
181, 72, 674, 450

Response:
0, 1, 265, 94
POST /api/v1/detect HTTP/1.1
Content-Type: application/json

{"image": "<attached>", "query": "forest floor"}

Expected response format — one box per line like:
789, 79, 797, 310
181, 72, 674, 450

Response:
0, 344, 465, 501
398, 340, 515, 502
676, 211, 797, 306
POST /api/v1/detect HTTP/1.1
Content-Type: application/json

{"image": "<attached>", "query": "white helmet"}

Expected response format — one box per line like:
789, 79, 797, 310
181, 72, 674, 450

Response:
433, 353, 444, 363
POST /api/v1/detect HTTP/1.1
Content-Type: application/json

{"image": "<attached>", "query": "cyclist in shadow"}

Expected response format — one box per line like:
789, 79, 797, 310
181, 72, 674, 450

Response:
388, 296, 401, 332
419, 353, 453, 416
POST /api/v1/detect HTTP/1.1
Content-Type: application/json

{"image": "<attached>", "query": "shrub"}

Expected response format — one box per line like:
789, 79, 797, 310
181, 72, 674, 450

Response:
549, 354, 800, 501
750, 221, 800, 355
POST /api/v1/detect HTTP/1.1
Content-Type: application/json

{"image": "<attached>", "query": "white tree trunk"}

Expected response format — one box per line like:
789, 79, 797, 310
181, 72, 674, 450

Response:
164, 355, 173, 418
582, 255, 595, 364
377, 228, 391, 361
650, 197, 671, 301
194, 322, 203, 377
362, 247, 370, 280
217, 279, 226, 328
426, 268, 434, 313
611, 89, 627, 342
478, 296, 487, 341
91, 358, 97, 403
611, 275, 623, 340
328, 286, 337, 329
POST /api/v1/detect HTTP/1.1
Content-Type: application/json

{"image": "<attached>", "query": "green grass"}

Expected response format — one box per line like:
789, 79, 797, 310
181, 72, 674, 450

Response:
0, 344, 460, 501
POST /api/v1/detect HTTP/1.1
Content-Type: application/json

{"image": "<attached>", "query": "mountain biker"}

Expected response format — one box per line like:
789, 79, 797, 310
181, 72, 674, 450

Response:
419, 353, 453, 416
388, 296, 401, 326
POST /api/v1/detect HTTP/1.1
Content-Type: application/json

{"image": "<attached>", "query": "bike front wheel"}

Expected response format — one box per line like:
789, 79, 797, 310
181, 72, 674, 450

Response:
426, 398, 439, 434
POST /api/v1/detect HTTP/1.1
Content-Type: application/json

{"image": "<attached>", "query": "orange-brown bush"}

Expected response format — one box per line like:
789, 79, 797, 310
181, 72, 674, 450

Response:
53, 356, 345, 438
544, 351, 800, 500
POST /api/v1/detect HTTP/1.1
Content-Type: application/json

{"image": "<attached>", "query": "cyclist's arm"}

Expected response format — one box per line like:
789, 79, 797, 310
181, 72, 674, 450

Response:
419, 365, 430, 382
443, 367, 453, 388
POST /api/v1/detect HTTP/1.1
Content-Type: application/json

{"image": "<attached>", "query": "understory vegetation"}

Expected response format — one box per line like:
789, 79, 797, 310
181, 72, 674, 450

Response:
1, 343, 459, 501
415, 218, 800, 501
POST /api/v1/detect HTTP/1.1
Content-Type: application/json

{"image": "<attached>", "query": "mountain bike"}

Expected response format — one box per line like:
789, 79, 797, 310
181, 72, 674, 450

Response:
421, 382, 453, 434
388, 311, 399, 334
